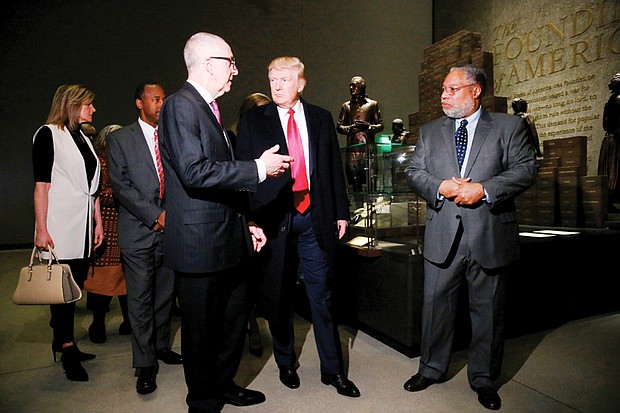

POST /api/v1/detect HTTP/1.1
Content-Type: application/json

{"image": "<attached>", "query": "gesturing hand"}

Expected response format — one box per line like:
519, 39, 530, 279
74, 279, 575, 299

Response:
260, 144, 293, 177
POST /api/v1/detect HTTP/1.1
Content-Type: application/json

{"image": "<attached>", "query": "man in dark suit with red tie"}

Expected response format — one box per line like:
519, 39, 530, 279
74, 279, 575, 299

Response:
157, 33, 291, 413
235, 56, 360, 398
107, 82, 183, 396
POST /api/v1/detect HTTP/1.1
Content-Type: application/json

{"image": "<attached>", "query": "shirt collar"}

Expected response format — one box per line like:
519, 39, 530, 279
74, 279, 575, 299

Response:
276, 99, 303, 118
138, 117, 156, 136
456, 105, 482, 127
187, 79, 215, 104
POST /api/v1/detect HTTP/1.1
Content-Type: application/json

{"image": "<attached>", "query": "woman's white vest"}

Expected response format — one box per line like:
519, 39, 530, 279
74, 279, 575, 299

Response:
33, 124, 100, 259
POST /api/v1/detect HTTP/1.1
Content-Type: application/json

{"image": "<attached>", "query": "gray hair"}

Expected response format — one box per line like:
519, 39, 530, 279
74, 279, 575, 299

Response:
450, 64, 487, 97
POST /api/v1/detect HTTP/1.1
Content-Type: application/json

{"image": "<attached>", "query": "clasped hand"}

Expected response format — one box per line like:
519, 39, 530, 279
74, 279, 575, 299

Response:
260, 144, 293, 177
440, 177, 485, 206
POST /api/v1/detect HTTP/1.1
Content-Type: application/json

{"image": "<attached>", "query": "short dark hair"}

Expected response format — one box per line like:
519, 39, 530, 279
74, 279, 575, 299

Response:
134, 82, 162, 109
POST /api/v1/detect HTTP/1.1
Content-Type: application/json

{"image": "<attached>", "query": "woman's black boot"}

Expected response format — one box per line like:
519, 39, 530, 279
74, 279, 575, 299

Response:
60, 344, 89, 381
52, 341, 95, 362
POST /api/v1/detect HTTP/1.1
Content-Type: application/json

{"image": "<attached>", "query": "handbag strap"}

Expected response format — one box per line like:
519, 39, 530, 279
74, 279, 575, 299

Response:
47, 245, 61, 265
28, 246, 38, 268
31, 245, 61, 270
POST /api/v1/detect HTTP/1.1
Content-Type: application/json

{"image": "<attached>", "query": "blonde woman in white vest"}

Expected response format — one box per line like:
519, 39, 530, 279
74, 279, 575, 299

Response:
32, 84, 104, 381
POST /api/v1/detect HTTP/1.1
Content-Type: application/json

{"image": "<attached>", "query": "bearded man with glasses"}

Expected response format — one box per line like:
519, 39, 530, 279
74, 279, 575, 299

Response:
402, 64, 537, 411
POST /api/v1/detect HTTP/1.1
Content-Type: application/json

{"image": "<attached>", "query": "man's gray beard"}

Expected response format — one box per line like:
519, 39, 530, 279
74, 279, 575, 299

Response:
443, 101, 476, 119
443, 107, 467, 118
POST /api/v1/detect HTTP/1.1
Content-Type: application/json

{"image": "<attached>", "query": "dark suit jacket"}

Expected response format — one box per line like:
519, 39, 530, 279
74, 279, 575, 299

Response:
235, 99, 350, 320
158, 82, 258, 273
405, 108, 538, 269
107, 121, 163, 248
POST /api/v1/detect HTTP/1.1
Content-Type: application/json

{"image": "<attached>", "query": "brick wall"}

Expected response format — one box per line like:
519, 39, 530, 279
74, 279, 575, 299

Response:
407, 30, 507, 143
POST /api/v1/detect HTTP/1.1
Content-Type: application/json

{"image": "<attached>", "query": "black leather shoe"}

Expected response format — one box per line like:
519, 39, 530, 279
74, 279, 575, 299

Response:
279, 367, 300, 389
403, 373, 437, 392
156, 349, 183, 365
320, 373, 361, 398
136, 366, 157, 395
476, 386, 501, 410
220, 384, 266, 406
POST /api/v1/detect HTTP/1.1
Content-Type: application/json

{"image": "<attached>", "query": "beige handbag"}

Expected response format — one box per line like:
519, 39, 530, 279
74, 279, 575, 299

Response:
12, 246, 83, 305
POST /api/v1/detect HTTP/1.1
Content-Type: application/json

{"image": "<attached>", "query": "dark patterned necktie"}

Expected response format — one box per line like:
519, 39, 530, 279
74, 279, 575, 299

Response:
455, 119, 468, 169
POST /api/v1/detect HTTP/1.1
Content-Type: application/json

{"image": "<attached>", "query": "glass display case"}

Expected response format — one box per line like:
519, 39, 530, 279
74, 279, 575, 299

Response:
337, 137, 426, 356
341, 137, 424, 256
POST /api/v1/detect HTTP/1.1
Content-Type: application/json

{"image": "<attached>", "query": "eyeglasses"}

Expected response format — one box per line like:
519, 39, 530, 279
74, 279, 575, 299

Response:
209, 56, 236, 67
440, 83, 476, 95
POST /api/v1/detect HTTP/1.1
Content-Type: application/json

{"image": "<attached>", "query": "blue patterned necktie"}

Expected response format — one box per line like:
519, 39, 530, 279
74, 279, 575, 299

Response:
455, 119, 468, 169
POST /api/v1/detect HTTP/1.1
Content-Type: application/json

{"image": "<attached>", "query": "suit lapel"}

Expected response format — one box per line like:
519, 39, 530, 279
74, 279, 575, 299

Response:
183, 83, 233, 159
264, 103, 288, 154
129, 122, 158, 180
464, 109, 492, 177
183, 83, 219, 126
301, 100, 317, 177
440, 118, 460, 174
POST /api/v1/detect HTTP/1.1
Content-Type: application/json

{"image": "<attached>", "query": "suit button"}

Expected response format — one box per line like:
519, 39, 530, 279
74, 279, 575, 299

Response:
456, 215, 461, 219
280, 227, 286, 232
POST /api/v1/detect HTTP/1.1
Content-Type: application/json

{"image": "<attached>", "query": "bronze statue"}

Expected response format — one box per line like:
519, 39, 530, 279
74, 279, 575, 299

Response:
511, 98, 543, 157
598, 73, 620, 211
390, 118, 410, 144
389, 118, 413, 190
337, 76, 383, 194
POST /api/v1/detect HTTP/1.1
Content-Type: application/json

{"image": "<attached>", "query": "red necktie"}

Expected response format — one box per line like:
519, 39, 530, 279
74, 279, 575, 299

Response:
287, 108, 310, 214
210, 100, 221, 125
154, 129, 164, 198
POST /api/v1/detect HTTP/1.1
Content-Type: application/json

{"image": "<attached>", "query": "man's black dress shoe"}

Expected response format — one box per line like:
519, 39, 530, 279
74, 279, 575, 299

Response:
320, 373, 361, 398
156, 349, 183, 365
136, 366, 157, 395
279, 367, 300, 389
403, 373, 437, 392
220, 384, 266, 406
475, 386, 501, 410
